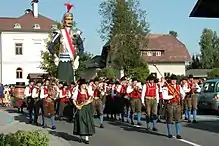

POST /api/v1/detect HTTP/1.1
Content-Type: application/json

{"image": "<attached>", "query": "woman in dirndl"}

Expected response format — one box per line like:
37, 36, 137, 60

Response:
72, 79, 95, 144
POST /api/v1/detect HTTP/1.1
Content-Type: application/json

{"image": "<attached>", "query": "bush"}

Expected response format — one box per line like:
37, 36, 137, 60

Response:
0, 130, 49, 146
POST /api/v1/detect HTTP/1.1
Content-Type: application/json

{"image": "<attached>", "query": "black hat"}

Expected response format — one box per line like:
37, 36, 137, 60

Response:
59, 81, 63, 85
78, 79, 87, 86
29, 79, 34, 83
170, 74, 177, 80
94, 77, 99, 82
63, 82, 68, 86
147, 74, 156, 81
188, 74, 193, 78
132, 78, 138, 82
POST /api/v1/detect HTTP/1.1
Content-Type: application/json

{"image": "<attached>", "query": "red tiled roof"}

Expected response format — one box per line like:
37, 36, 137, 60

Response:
0, 11, 56, 32
142, 34, 191, 63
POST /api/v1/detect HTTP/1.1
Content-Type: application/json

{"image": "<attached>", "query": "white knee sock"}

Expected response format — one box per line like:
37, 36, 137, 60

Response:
85, 136, 89, 141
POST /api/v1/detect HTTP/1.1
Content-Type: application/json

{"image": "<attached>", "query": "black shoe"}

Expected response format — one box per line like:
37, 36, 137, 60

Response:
176, 135, 182, 139
137, 122, 142, 126
185, 117, 188, 120
100, 124, 104, 128
29, 120, 33, 124
78, 139, 83, 143
152, 128, 158, 131
157, 119, 161, 123
192, 120, 197, 123
131, 122, 135, 125
51, 126, 56, 130
84, 140, 89, 144
167, 135, 173, 138
188, 120, 192, 123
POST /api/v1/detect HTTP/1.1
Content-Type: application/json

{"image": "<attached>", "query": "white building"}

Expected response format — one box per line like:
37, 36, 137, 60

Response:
0, 0, 56, 84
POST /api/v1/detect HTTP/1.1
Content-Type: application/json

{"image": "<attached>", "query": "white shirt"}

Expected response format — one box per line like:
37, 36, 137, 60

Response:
24, 86, 32, 97
162, 85, 185, 100
32, 87, 40, 98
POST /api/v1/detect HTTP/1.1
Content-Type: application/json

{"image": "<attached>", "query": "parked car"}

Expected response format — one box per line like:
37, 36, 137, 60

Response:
198, 79, 219, 112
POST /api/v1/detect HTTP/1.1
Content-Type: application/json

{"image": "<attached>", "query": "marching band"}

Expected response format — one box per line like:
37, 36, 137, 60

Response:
12, 73, 201, 144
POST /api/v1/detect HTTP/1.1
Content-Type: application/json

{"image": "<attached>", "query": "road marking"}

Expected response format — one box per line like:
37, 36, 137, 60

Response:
173, 136, 202, 146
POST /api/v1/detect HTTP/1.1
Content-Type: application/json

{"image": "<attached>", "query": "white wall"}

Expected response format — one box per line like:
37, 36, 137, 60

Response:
1, 32, 49, 84
148, 62, 186, 78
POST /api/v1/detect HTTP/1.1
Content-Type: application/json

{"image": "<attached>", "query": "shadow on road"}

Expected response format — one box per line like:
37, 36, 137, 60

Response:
5, 108, 29, 124
184, 120, 219, 134
107, 120, 167, 137
48, 130, 80, 142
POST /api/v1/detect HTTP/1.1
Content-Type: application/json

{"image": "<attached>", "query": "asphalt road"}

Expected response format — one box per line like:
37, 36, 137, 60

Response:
5, 108, 219, 146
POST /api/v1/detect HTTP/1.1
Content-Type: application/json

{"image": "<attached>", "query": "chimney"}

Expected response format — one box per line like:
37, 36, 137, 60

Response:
32, 0, 39, 18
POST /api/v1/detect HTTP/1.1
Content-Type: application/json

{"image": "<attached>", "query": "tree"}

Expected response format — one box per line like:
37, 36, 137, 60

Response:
99, 0, 150, 76
187, 54, 201, 69
75, 52, 93, 79
207, 68, 219, 78
97, 67, 116, 78
199, 28, 219, 69
40, 22, 92, 79
169, 30, 178, 38
129, 62, 149, 83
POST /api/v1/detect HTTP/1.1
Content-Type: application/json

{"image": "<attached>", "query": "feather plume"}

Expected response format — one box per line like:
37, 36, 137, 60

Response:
65, 3, 74, 12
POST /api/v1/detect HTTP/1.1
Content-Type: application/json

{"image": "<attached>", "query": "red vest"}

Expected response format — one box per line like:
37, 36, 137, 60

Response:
93, 89, 100, 97
120, 85, 126, 95
130, 89, 140, 99
60, 89, 68, 102
145, 83, 156, 97
168, 85, 180, 103
44, 87, 48, 99
188, 82, 196, 93
29, 86, 33, 94
77, 91, 89, 102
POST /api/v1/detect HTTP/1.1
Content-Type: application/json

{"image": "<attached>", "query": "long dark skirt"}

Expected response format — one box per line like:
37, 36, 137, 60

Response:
73, 104, 95, 136
57, 61, 74, 83
113, 95, 123, 114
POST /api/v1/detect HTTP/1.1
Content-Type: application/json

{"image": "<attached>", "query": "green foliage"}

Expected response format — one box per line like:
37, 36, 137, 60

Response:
75, 52, 93, 79
129, 61, 149, 82
0, 130, 49, 146
199, 28, 219, 69
99, 0, 149, 74
169, 30, 178, 38
187, 54, 201, 70
207, 68, 219, 78
97, 67, 116, 78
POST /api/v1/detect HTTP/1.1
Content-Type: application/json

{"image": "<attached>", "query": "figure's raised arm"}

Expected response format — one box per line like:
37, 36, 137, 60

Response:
48, 30, 60, 56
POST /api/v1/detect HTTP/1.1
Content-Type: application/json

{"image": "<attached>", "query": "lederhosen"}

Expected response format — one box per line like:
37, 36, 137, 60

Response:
59, 89, 68, 118
184, 82, 197, 111
92, 88, 103, 115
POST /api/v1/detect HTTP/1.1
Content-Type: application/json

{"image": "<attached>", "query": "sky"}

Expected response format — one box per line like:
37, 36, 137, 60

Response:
1, 0, 219, 56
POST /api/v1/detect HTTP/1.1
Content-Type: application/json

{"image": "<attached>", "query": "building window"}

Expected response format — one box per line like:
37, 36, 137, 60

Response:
33, 24, 40, 29
16, 67, 23, 79
14, 23, 21, 29
151, 72, 157, 78
164, 72, 170, 77
156, 51, 161, 56
15, 43, 23, 55
147, 51, 153, 56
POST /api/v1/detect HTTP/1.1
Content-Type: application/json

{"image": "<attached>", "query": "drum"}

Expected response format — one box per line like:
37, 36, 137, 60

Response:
14, 82, 26, 108
43, 98, 55, 117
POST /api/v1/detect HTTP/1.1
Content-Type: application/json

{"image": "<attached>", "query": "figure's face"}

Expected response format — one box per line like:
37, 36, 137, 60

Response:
64, 13, 73, 27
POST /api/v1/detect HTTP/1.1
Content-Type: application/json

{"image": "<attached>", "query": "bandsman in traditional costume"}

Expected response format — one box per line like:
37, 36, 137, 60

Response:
184, 74, 200, 123
40, 79, 56, 129
141, 74, 159, 131
32, 81, 42, 125
3, 85, 11, 107
24, 80, 34, 123
180, 77, 190, 119
58, 83, 70, 120
48, 2, 84, 83
162, 74, 185, 139
91, 78, 104, 128
127, 78, 142, 125
72, 79, 95, 144
157, 77, 165, 122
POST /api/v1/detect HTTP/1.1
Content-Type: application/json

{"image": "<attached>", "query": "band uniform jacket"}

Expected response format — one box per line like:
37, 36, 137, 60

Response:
141, 83, 159, 104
